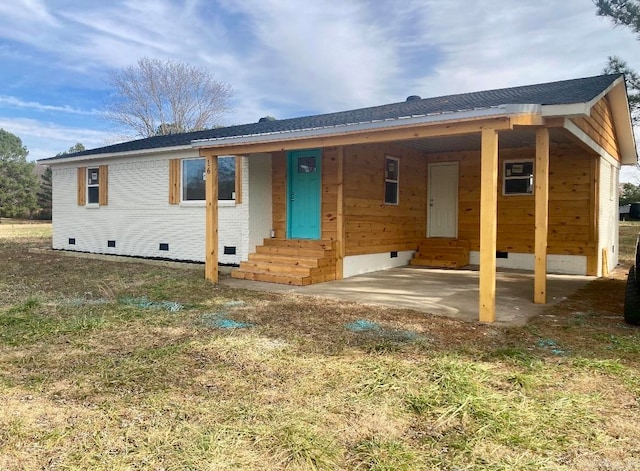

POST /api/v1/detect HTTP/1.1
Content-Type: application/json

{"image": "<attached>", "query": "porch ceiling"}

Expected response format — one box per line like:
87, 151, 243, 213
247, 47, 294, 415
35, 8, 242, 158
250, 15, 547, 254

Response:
399, 126, 574, 154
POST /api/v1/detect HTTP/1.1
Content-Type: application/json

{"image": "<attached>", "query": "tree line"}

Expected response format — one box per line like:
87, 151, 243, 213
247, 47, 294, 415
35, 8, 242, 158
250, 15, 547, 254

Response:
0, 131, 83, 221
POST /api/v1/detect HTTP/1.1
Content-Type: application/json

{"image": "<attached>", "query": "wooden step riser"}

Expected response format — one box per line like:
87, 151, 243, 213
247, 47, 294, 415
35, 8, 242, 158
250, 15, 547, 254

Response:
232, 270, 336, 285
416, 253, 468, 262
233, 238, 338, 286
310, 273, 337, 284
417, 247, 469, 256
248, 253, 328, 268
410, 259, 467, 268
414, 252, 469, 261
262, 238, 336, 250
419, 240, 470, 249
256, 246, 336, 258
239, 262, 336, 277
231, 270, 311, 286
412, 255, 469, 265
239, 261, 312, 275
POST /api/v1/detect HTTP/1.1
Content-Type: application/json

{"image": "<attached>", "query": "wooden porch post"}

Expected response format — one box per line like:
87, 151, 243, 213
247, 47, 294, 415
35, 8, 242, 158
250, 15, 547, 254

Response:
534, 128, 550, 304
336, 146, 345, 280
479, 129, 499, 323
205, 153, 219, 283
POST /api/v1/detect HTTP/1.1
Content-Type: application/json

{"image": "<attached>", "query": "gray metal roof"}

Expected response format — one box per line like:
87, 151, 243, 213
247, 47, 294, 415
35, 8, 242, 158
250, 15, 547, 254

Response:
41, 73, 622, 161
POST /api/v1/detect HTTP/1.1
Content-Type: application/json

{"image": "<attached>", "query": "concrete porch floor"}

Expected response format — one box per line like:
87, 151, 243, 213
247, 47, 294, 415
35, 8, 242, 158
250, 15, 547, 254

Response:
220, 266, 594, 327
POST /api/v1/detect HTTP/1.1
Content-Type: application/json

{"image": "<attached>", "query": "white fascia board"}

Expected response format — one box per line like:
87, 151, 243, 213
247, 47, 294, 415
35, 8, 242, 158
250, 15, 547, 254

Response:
540, 77, 626, 118
607, 80, 638, 165
541, 102, 590, 117
503, 103, 541, 114
36, 144, 193, 166
191, 106, 515, 148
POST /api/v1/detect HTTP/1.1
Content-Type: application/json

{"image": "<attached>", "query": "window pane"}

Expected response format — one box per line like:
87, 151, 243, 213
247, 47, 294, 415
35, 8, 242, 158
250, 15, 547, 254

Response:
385, 158, 398, 181
385, 182, 398, 204
88, 187, 99, 204
505, 162, 533, 177
183, 159, 206, 201
298, 156, 316, 173
218, 156, 236, 200
88, 168, 99, 185
505, 178, 532, 194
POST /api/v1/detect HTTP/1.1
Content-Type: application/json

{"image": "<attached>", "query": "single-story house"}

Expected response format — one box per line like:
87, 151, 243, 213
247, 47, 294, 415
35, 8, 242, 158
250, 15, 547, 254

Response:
39, 73, 636, 322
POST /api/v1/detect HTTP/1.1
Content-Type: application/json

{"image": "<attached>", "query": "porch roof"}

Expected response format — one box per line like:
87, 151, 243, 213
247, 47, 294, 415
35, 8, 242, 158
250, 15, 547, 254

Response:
39, 73, 635, 165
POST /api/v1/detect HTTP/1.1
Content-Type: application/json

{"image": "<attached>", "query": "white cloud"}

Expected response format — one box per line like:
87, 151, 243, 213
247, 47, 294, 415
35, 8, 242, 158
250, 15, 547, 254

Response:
0, 96, 98, 115
0, 0, 638, 166
0, 117, 114, 161
405, 0, 640, 97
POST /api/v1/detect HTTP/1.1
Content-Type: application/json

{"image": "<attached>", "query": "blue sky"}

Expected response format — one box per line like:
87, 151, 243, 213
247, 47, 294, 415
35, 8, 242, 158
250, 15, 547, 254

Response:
0, 0, 638, 176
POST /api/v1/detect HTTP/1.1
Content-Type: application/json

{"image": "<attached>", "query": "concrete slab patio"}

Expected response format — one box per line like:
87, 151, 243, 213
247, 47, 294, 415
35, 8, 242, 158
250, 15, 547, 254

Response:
221, 266, 593, 327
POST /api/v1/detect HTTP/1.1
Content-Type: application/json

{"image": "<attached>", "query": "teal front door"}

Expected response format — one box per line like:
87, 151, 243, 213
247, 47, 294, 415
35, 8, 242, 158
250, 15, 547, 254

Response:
287, 149, 322, 239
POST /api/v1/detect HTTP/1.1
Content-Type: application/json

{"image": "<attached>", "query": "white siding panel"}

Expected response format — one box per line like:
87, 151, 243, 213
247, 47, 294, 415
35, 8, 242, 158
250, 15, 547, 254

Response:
248, 153, 273, 254
598, 156, 620, 275
468, 251, 587, 275
51, 150, 254, 265
343, 251, 415, 278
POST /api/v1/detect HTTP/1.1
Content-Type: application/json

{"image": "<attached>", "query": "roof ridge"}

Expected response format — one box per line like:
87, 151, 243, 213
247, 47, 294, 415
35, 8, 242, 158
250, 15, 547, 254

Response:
41, 73, 623, 161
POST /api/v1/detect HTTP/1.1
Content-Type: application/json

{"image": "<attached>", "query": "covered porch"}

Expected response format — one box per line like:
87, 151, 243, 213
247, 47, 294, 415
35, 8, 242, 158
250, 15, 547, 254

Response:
198, 114, 581, 323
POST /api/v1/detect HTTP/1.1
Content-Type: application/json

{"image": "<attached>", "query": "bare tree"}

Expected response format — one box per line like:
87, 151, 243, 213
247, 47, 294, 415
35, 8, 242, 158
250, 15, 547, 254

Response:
105, 58, 233, 138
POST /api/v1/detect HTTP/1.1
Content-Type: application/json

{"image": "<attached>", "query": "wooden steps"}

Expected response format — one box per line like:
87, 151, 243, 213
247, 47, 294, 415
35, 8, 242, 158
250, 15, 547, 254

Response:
231, 239, 337, 286
410, 238, 470, 269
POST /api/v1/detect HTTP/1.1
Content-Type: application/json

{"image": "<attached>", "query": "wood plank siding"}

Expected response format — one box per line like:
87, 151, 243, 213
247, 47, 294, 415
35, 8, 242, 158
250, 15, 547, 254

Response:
429, 144, 597, 258
570, 97, 620, 161
272, 144, 425, 252
271, 151, 287, 239
271, 138, 599, 264
343, 143, 427, 256
321, 147, 339, 241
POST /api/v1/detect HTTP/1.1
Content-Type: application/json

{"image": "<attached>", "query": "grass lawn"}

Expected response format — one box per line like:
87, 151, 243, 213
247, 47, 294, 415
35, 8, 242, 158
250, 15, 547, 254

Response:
1, 222, 639, 470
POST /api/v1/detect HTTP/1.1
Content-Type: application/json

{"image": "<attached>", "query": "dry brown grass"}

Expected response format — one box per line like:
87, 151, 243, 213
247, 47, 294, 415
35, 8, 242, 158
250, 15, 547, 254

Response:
0, 223, 639, 470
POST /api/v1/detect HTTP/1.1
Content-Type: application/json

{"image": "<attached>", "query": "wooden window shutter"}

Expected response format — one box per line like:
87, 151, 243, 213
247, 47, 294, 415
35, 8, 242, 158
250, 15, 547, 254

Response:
169, 159, 181, 204
98, 165, 108, 206
77, 167, 86, 206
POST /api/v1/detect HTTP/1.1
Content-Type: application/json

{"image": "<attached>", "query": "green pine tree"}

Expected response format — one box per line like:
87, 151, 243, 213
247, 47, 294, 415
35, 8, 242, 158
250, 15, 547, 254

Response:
0, 129, 38, 220
36, 166, 53, 220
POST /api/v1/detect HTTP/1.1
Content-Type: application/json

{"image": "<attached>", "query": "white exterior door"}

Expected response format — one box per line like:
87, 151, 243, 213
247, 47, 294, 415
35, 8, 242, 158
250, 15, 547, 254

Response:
428, 162, 458, 238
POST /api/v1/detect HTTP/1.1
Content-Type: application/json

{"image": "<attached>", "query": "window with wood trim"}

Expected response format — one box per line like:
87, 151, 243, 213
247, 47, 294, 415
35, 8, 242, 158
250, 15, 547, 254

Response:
78, 165, 108, 206
218, 156, 236, 200
503, 160, 534, 195
182, 158, 206, 201
384, 156, 399, 205
171, 156, 238, 203
87, 167, 100, 204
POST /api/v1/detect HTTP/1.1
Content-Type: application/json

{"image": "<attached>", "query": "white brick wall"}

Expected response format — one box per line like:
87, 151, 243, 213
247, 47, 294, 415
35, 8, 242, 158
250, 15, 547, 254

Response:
51, 150, 271, 264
